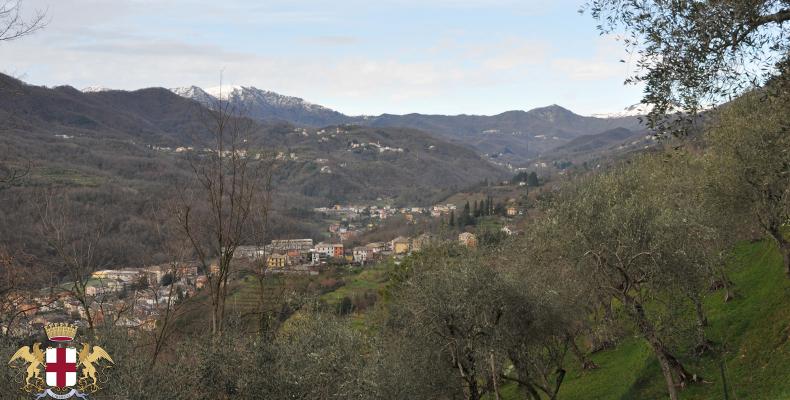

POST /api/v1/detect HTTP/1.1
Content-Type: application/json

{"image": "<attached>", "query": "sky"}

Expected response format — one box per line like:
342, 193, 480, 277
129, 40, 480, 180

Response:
1, 0, 646, 116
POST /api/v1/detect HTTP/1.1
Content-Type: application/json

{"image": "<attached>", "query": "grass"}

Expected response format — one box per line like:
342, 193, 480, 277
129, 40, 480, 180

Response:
318, 267, 389, 306
507, 240, 790, 400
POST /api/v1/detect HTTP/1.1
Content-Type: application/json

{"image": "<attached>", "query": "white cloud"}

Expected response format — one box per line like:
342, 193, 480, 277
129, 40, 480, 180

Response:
550, 35, 630, 81
2, 1, 642, 115
551, 58, 625, 80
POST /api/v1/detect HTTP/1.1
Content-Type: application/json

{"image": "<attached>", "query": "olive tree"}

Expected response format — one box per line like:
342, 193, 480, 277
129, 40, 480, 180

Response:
383, 244, 580, 400
637, 152, 732, 353
549, 162, 703, 400
232, 311, 368, 399
494, 231, 597, 400
586, 0, 790, 131
386, 253, 506, 400
705, 91, 790, 278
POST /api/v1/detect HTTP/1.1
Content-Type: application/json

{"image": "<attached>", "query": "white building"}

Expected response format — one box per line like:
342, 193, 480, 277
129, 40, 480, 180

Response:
353, 247, 370, 263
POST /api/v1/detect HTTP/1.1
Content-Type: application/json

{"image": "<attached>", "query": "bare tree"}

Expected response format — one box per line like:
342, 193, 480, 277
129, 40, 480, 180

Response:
144, 203, 197, 364
38, 191, 109, 332
0, 160, 30, 191
0, 247, 56, 336
176, 84, 272, 338
0, 0, 46, 42
0, 1, 43, 189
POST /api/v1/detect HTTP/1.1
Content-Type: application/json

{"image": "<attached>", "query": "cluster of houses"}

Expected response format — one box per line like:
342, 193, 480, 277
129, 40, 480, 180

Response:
233, 238, 386, 270
4, 262, 206, 336
233, 231, 482, 274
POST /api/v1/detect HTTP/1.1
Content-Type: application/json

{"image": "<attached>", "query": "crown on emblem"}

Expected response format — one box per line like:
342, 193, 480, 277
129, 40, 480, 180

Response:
45, 323, 78, 342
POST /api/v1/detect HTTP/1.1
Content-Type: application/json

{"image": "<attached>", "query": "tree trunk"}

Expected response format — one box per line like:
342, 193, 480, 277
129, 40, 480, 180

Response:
466, 377, 481, 400
652, 343, 681, 400
489, 352, 500, 400
628, 298, 696, 399
691, 295, 714, 356
768, 227, 790, 279
568, 334, 598, 369
719, 268, 736, 302
211, 280, 220, 337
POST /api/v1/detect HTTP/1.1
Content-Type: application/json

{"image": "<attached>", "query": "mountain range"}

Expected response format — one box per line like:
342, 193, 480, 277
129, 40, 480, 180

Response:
0, 72, 654, 205
0, 73, 503, 206
166, 85, 648, 164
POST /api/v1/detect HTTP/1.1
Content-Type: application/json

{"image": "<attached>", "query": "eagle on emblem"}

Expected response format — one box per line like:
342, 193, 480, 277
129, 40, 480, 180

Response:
77, 344, 114, 387
9, 343, 45, 385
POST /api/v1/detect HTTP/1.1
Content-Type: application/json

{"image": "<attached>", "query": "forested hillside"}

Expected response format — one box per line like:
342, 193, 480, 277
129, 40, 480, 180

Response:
0, 74, 504, 265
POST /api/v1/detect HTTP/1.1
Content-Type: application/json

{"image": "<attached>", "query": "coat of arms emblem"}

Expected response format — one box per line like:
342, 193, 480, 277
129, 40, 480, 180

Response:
8, 323, 114, 399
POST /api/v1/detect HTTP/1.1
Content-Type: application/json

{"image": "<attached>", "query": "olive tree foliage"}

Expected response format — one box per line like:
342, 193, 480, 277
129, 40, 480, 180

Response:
67, 314, 367, 400
364, 327, 463, 400
495, 247, 596, 400
636, 152, 734, 353
385, 254, 505, 400
546, 158, 722, 400
237, 312, 367, 400
705, 91, 790, 278
585, 0, 790, 133
381, 245, 579, 400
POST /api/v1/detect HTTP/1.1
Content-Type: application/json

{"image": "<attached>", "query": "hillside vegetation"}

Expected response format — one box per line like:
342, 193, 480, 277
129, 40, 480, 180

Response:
497, 240, 790, 399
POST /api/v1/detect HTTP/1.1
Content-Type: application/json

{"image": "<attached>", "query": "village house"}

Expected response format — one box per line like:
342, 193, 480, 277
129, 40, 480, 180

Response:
91, 269, 141, 283
314, 242, 334, 257
286, 249, 305, 265
86, 282, 124, 296
310, 250, 323, 265
233, 245, 266, 259
390, 236, 411, 254
208, 263, 220, 276
332, 244, 345, 258
353, 247, 370, 263
339, 230, 357, 241
365, 242, 387, 254
506, 206, 518, 217
267, 254, 288, 269
195, 276, 208, 289
458, 232, 478, 248
270, 239, 313, 253
142, 263, 199, 284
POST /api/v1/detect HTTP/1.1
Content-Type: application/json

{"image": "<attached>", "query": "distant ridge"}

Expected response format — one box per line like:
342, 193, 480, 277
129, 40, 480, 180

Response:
169, 85, 351, 127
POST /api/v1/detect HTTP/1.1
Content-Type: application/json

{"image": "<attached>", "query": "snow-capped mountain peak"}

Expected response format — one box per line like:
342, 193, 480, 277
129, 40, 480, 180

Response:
590, 103, 686, 119
170, 86, 215, 104
168, 85, 350, 126
203, 85, 244, 100
590, 103, 651, 119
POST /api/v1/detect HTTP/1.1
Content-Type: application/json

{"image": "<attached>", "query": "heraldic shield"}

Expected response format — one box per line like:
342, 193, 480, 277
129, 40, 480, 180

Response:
8, 323, 114, 399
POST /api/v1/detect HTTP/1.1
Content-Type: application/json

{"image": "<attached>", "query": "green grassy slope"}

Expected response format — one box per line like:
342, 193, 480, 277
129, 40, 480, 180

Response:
547, 241, 790, 400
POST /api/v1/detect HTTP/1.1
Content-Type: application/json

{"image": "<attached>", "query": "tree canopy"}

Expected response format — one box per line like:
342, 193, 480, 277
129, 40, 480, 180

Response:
586, 0, 790, 132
